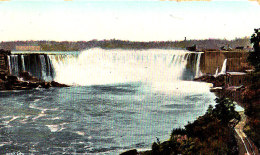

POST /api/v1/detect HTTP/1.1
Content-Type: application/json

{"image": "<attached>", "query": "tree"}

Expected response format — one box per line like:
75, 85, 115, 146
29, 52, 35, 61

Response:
243, 29, 260, 148
213, 97, 240, 124
248, 28, 260, 71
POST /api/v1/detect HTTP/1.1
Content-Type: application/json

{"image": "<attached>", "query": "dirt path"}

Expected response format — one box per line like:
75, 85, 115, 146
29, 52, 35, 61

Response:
234, 111, 259, 155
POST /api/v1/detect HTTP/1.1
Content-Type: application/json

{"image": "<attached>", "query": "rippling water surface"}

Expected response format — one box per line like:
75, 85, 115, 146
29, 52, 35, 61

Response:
1, 49, 216, 154
0, 82, 215, 154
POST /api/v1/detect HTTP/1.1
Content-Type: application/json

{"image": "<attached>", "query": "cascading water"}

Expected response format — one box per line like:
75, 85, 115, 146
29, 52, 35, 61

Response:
8, 54, 55, 81
21, 55, 25, 71
214, 67, 219, 77
2, 49, 217, 154
7, 49, 202, 86
48, 48, 201, 86
195, 53, 202, 78
7, 55, 11, 74
39, 55, 53, 81
214, 59, 227, 77
9, 55, 19, 76
219, 59, 227, 75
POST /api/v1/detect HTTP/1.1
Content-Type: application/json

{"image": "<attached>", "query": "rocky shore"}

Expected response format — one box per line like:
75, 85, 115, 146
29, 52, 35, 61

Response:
0, 49, 68, 91
0, 71, 68, 91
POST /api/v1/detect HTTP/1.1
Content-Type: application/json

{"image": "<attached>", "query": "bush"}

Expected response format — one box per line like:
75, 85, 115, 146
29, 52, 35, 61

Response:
144, 97, 240, 155
248, 28, 260, 71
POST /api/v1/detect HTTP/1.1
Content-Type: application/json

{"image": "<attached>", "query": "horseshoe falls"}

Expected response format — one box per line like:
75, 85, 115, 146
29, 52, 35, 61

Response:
1, 49, 216, 154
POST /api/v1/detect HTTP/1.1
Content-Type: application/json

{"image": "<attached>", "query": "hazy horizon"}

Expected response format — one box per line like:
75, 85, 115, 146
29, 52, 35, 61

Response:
0, 0, 259, 42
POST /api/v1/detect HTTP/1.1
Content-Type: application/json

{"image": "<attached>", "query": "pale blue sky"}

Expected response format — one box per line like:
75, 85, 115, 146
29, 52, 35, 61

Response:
0, 0, 259, 41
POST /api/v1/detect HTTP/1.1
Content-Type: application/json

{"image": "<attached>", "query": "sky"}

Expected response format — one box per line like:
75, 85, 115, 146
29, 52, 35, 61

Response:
0, 0, 260, 41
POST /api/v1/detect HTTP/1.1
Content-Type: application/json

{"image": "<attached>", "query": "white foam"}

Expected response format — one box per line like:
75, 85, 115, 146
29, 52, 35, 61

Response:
46, 124, 60, 132
219, 59, 227, 75
46, 122, 68, 132
75, 131, 85, 136
32, 110, 46, 121
49, 48, 199, 86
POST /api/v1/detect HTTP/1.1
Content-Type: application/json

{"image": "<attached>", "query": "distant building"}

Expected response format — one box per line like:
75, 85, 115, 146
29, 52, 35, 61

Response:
15, 45, 41, 51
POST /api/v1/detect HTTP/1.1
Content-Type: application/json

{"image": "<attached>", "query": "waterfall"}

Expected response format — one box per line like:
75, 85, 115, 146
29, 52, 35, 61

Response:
195, 53, 202, 78
9, 55, 19, 76
214, 67, 219, 77
39, 55, 49, 81
7, 55, 11, 74
49, 48, 201, 86
21, 55, 25, 71
8, 49, 202, 85
45, 54, 54, 78
219, 59, 227, 75
214, 59, 227, 77
7, 54, 54, 81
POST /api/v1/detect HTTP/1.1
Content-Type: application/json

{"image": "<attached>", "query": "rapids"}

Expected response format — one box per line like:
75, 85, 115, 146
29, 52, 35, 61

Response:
1, 49, 216, 154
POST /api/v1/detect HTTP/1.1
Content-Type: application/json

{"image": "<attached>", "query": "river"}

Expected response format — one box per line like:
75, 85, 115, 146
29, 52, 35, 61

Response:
1, 49, 216, 154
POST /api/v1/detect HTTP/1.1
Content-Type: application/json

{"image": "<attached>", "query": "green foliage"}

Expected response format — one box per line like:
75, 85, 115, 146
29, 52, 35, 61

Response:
145, 97, 240, 155
151, 142, 159, 153
248, 28, 260, 71
213, 97, 241, 124
250, 28, 260, 51
170, 128, 186, 140
244, 29, 260, 149
244, 123, 260, 148
206, 105, 214, 114
246, 71, 260, 91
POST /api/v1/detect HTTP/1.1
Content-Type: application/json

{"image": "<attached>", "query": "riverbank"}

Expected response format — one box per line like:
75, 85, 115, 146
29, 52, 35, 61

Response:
195, 66, 260, 154
121, 64, 259, 155
120, 87, 257, 155
121, 97, 241, 155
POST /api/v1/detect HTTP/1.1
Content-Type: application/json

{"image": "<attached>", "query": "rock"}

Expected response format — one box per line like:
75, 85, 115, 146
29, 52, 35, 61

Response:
194, 75, 216, 83
0, 81, 5, 90
0, 73, 7, 81
27, 82, 40, 88
7, 75, 18, 82
120, 149, 138, 155
194, 74, 226, 87
19, 71, 40, 82
50, 81, 69, 87
19, 81, 29, 87
4, 76, 19, 90
0, 70, 68, 91
40, 82, 51, 89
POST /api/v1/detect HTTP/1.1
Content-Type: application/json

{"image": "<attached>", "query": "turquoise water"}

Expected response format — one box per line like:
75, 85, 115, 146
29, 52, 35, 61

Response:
1, 49, 217, 154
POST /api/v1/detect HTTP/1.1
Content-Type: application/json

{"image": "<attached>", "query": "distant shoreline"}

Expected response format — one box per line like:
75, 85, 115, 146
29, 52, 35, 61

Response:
0, 37, 251, 51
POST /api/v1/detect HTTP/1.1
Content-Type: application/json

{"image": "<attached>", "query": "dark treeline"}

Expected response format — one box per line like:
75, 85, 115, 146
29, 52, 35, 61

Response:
243, 28, 260, 149
0, 37, 251, 51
